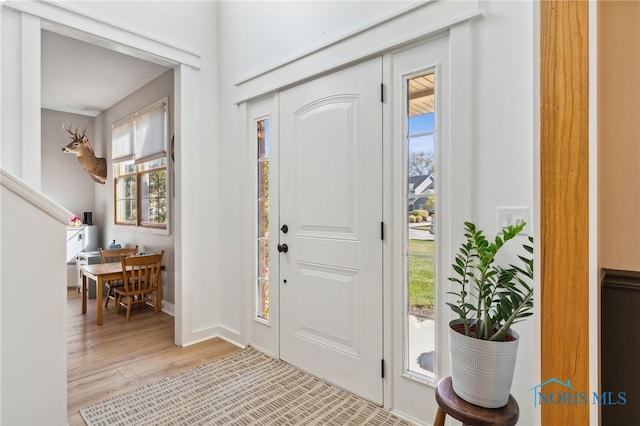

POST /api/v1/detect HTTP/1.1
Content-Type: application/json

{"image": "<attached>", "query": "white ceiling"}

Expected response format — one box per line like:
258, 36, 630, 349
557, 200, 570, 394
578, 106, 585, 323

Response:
41, 30, 170, 117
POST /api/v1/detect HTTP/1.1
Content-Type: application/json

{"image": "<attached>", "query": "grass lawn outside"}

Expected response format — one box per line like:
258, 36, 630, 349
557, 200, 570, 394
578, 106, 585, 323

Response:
408, 239, 435, 318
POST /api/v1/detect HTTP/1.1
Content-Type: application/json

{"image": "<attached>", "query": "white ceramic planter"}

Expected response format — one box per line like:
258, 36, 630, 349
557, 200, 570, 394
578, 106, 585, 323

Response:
448, 319, 519, 408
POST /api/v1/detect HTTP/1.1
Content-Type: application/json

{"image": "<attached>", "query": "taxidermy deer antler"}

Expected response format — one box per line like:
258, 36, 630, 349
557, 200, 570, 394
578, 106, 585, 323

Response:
61, 123, 107, 184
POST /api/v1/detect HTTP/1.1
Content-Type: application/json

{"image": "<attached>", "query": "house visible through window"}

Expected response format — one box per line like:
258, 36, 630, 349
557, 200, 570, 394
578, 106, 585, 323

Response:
112, 98, 168, 229
406, 72, 436, 380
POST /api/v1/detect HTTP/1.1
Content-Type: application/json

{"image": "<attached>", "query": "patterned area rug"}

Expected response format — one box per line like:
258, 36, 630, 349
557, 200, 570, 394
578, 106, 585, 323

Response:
80, 347, 415, 425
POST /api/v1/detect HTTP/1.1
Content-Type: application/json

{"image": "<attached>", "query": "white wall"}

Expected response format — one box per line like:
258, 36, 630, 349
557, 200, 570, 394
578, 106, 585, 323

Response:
470, 1, 536, 423
219, 0, 419, 81
41, 109, 96, 219
1, 176, 68, 425
217, 0, 537, 423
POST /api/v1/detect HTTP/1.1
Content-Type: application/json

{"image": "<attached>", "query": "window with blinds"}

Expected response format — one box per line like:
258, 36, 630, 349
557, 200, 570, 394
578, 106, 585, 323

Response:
112, 98, 169, 229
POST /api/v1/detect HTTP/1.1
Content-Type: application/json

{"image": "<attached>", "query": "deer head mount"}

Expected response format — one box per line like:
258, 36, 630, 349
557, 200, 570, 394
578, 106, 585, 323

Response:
61, 124, 107, 184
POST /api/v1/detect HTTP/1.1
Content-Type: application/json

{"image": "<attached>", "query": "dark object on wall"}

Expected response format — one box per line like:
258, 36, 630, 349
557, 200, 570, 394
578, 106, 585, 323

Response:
61, 123, 107, 184
601, 269, 640, 425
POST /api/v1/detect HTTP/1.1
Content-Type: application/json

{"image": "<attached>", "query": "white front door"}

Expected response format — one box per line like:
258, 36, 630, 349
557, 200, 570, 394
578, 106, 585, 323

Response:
279, 58, 384, 404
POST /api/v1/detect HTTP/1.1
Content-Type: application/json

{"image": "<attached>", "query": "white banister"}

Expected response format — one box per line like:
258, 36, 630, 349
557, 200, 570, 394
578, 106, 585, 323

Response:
0, 168, 73, 225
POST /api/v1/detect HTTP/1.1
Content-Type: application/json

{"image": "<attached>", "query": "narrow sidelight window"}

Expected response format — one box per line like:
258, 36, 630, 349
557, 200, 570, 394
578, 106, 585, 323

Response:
257, 119, 270, 320
406, 72, 436, 379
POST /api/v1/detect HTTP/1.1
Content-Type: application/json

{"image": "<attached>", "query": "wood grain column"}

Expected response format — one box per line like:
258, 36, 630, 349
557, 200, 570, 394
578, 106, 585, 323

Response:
540, 1, 590, 425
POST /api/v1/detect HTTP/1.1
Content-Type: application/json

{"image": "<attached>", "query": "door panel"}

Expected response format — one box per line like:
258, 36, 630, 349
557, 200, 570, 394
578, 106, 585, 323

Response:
294, 262, 359, 356
293, 96, 359, 239
279, 57, 383, 404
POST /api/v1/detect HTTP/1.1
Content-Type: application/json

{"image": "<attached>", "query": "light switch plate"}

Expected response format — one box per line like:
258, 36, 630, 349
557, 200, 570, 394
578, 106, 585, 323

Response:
497, 207, 530, 233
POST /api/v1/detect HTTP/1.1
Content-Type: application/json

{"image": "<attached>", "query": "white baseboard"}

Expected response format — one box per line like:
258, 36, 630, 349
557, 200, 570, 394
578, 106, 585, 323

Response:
390, 409, 427, 426
178, 324, 245, 349
245, 343, 276, 358
161, 300, 175, 316
213, 325, 246, 349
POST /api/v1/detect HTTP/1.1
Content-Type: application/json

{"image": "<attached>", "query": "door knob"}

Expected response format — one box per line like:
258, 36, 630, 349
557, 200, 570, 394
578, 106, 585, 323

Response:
281, 224, 288, 233
277, 243, 288, 253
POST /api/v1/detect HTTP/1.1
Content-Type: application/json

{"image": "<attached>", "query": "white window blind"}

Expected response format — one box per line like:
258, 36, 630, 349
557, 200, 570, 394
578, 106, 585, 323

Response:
112, 120, 134, 162
112, 98, 167, 163
135, 103, 167, 163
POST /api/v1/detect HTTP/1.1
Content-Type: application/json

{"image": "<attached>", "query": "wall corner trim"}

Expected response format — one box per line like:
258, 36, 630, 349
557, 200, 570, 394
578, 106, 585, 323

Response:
1, 168, 73, 225
3, 0, 201, 69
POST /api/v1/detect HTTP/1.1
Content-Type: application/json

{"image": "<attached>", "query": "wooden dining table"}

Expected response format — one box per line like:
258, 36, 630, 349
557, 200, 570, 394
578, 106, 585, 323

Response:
78, 262, 162, 325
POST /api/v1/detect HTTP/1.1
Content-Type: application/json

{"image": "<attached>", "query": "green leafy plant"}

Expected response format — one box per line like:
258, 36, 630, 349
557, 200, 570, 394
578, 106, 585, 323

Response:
448, 221, 533, 341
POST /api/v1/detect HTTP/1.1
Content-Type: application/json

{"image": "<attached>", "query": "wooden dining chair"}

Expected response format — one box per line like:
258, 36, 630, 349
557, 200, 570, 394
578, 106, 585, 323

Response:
115, 251, 164, 321
98, 245, 138, 307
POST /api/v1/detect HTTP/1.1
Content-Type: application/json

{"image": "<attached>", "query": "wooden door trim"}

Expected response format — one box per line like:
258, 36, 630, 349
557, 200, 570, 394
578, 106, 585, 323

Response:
540, 1, 590, 425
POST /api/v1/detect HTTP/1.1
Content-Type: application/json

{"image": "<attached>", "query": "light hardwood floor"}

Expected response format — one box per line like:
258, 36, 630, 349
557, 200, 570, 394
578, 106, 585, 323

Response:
66, 289, 241, 425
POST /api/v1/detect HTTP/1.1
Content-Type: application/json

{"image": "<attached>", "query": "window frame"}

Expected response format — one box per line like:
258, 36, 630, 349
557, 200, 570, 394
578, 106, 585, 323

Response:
246, 95, 279, 355
139, 161, 169, 228
112, 98, 170, 232
114, 160, 168, 230
256, 117, 271, 324
403, 69, 438, 384
114, 165, 137, 226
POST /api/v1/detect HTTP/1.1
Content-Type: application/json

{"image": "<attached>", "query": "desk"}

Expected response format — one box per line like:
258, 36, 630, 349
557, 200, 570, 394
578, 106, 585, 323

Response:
79, 262, 163, 325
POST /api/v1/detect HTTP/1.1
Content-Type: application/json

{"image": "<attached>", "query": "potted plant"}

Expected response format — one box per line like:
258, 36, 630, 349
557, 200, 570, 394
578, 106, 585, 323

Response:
447, 221, 533, 408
